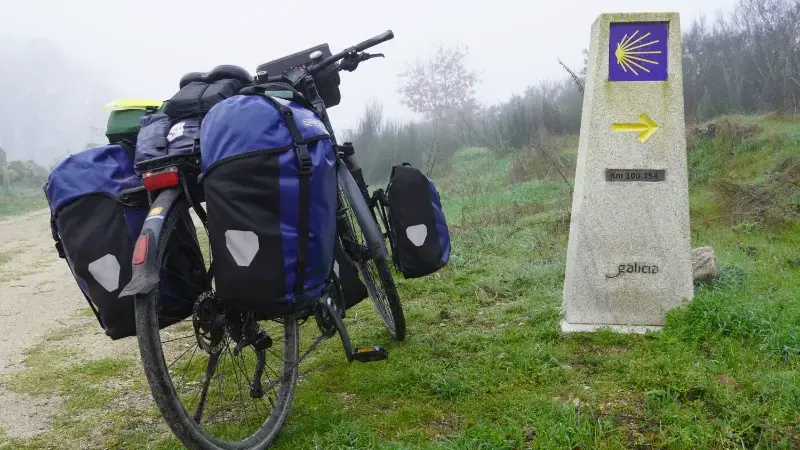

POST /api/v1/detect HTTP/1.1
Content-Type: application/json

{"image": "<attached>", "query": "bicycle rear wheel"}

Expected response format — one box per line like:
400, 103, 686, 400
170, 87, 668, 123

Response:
135, 198, 300, 449
337, 172, 406, 341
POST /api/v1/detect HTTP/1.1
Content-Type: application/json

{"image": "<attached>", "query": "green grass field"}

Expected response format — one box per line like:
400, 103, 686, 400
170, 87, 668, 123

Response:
0, 115, 798, 449
0, 185, 48, 218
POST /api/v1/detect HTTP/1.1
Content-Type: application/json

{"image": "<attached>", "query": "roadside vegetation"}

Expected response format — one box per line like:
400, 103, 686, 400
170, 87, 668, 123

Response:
1, 1, 798, 446
1, 114, 797, 449
0, 186, 48, 219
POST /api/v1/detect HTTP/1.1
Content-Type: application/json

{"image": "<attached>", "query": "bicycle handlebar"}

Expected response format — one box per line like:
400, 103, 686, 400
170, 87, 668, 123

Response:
308, 29, 394, 75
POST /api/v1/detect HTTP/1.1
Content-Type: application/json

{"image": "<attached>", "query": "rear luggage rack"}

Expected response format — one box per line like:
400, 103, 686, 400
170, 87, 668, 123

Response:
135, 152, 201, 173
120, 185, 149, 207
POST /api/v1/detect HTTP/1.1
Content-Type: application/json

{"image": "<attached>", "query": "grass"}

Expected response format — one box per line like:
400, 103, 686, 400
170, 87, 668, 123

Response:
2, 115, 799, 449
0, 337, 168, 450
251, 120, 798, 449
0, 185, 48, 218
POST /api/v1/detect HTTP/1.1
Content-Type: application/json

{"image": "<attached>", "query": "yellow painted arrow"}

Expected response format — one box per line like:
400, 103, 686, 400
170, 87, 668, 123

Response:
611, 113, 659, 143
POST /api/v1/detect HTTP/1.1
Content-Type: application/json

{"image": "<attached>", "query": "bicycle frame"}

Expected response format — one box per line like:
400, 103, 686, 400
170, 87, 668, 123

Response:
119, 154, 205, 299
122, 30, 396, 363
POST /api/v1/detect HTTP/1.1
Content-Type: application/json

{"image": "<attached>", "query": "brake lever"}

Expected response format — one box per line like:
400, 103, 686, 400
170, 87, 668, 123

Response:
339, 52, 386, 72
339, 53, 360, 72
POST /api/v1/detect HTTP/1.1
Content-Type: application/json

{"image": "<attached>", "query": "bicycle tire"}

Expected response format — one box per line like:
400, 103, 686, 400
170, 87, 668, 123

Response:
135, 198, 300, 450
338, 171, 406, 341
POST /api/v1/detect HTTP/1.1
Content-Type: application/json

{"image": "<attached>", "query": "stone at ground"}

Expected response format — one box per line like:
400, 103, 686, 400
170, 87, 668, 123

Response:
561, 12, 694, 333
692, 247, 718, 282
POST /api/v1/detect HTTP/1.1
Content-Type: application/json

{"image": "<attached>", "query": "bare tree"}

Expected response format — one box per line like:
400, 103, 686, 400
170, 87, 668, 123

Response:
557, 58, 584, 94
397, 43, 480, 176
397, 43, 479, 121
682, 0, 800, 119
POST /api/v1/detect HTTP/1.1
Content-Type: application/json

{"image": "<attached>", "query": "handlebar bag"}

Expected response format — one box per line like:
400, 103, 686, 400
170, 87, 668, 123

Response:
199, 93, 337, 318
384, 163, 451, 278
44, 144, 206, 339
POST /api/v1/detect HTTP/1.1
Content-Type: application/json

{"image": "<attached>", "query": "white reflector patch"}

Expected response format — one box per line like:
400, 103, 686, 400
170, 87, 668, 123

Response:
167, 121, 185, 142
406, 224, 428, 247
88, 254, 121, 292
334, 260, 340, 277
225, 230, 259, 267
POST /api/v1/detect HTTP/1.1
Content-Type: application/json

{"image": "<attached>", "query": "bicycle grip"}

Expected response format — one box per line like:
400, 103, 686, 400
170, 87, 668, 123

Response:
354, 30, 394, 52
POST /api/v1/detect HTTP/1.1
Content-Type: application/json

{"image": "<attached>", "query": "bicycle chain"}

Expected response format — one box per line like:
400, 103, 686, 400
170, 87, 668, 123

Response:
192, 290, 226, 354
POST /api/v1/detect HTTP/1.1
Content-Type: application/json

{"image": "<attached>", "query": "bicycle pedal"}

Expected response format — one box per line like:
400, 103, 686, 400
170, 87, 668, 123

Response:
351, 346, 388, 363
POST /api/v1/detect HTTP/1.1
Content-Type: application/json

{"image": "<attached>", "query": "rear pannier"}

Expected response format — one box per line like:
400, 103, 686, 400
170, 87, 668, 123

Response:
199, 93, 337, 317
384, 163, 451, 279
44, 144, 206, 339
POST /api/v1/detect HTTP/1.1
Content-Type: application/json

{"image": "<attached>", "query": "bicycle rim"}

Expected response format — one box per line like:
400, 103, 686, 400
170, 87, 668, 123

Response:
134, 200, 300, 449
339, 190, 406, 341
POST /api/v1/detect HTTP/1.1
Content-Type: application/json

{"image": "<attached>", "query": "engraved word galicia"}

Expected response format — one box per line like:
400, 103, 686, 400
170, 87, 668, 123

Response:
605, 262, 660, 278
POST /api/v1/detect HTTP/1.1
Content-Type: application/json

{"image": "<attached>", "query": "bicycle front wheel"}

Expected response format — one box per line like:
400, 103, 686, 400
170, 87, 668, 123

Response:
135, 197, 300, 450
337, 168, 406, 341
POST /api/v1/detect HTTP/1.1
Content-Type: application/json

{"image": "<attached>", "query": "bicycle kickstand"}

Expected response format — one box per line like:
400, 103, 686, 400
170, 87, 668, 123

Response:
316, 295, 389, 363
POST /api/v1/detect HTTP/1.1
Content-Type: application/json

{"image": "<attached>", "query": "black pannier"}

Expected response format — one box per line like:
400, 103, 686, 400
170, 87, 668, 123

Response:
199, 93, 338, 318
383, 163, 451, 279
44, 144, 206, 339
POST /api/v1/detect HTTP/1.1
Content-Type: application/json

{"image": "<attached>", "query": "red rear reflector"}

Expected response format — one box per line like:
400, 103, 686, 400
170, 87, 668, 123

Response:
143, 167, 180, 191
133, 235, 148, 265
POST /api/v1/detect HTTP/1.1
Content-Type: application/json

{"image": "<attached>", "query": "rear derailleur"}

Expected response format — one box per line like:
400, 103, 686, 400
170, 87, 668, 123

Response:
227, 311, 272, 400
192, 292, 271, 400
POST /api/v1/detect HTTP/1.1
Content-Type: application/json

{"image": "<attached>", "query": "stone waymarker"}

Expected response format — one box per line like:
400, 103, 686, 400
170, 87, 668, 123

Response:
561, 12, 693, 333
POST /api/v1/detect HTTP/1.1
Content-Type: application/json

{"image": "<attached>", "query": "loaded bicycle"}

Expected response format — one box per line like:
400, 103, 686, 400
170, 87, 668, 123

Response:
119, 30, 405, 449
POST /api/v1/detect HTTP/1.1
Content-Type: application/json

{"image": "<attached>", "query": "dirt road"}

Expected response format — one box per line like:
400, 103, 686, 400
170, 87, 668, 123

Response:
0, 208, 86, 375
0, 209, 141, 440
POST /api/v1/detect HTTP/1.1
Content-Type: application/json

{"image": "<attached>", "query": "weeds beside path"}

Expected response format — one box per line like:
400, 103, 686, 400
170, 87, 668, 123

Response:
0, 187, 48, 219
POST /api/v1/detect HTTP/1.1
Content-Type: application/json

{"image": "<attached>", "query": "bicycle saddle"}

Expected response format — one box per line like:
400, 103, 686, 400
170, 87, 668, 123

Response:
178, 65, 254, 89
207, 65, 254, 85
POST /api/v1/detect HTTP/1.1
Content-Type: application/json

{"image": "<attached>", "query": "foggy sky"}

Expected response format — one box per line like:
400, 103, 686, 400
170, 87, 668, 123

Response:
1, 0, 737, 154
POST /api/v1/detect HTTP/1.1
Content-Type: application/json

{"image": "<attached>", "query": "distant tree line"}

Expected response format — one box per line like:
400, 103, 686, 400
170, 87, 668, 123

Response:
683, 0, 800, 120
0, 36, 114, 166
344, 0, 800, 184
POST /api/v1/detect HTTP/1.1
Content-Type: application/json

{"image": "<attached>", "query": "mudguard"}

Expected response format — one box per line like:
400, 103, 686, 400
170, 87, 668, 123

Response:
119, 187, 184, 297
337, 164, 387, 259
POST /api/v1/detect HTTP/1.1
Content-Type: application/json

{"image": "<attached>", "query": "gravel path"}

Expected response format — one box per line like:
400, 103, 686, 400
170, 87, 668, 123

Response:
0, 208, 140, 439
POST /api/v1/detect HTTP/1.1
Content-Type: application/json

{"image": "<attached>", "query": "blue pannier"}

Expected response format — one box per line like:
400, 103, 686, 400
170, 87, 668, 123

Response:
199, 93, 337, 317
384, 162, 451, 279
44, 144, 206, 339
